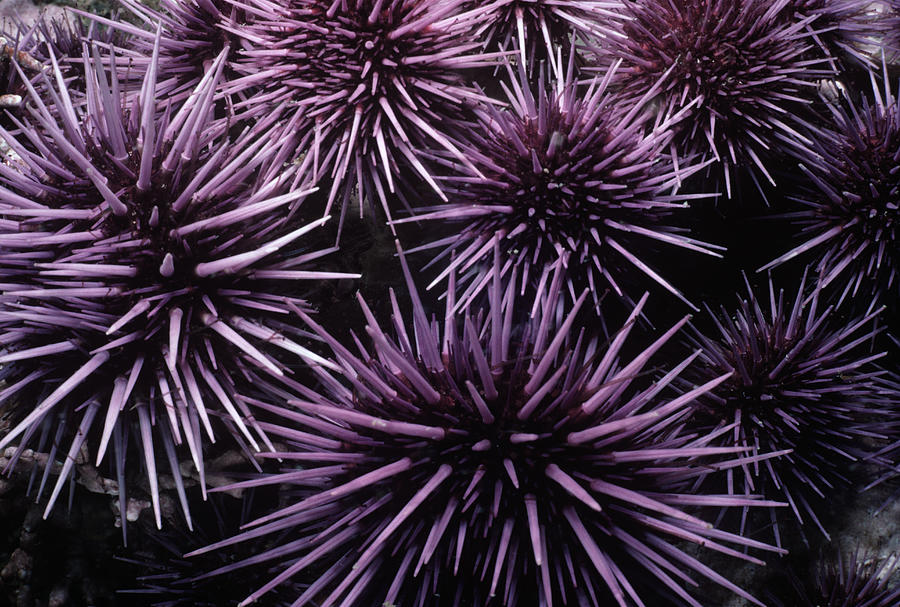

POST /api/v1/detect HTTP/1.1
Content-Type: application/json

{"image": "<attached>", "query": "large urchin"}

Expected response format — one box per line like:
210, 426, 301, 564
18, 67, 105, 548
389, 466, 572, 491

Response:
189, 248, 782, 607
762, 70, 900, 304
683, 271, 891, 546
223, 0, 497, 229
404, 57, 721, 312
601, 0, 829, 197
0, 40, 356, 533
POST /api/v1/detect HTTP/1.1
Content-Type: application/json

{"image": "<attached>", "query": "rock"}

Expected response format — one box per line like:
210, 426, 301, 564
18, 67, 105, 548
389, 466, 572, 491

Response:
0, 0, 68, 25
1, 547, 32, 582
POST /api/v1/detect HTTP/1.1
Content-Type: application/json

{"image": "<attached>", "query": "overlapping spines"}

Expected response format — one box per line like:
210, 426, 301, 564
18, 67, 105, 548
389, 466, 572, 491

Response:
684, 272, 892, 546
84, 0, 255, 112
781, 1, 887, 69
0, 36, 356, 534
459, 0, 621, 71
0, 2, 895, 605
188, 248, 782, 607
404, 55, 720, 316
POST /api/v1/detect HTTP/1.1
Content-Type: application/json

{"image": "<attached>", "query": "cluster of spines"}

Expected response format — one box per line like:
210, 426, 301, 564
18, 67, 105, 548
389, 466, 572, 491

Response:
769, 550, 900, 607
0, 29, 356, 536
458, 0, 621, 71
683, 272, 894, 546
186, 249, 784, 607
0, 2, 897, 607
783, 1, 888, 69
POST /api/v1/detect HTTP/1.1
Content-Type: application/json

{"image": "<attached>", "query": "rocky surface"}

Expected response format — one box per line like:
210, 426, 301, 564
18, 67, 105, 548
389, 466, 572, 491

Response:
0, 0, 67, 24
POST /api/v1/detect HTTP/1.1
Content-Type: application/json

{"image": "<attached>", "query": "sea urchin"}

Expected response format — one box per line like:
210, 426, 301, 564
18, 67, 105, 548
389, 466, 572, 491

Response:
189, 248, 781, 607
405, 56, 720, 312
684, 271, 889, 545
224, 0, 498, 228
0, 39, 355, 532
762, 69, 900, 303
602, 0, 829, 196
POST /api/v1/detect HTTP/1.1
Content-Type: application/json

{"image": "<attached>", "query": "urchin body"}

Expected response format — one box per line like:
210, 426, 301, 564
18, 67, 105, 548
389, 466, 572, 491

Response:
685, 274, 889, 545
764, 73, 900, 303
606, 0, 828, 196
0, 41, 354, 531
408, 59, 720, 312
190, 251, 779, 607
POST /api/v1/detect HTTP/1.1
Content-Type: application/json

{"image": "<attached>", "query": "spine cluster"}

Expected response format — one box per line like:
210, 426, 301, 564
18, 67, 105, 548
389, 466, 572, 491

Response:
0, 2, 897, 606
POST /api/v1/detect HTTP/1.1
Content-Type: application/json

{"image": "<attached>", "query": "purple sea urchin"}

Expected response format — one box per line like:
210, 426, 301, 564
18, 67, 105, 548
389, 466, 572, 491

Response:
783, 0, 885, 69
770, 550, 900, 607
762, 70, 900, 303
684, 272, 890, 546
0, 40, 356, 532
602, 0, 829, 196
189, 249, 781, 607
86, 0, 253, 111
405, 57, 720, 311
223, 0, 497, 227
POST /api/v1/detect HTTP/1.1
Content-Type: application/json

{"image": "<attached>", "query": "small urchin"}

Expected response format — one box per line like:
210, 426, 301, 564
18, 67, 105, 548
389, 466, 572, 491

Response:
769, 550, 900, 607
683, 271, 890, 546
762, 69, 900, 304
188, 247, 783, 607
601, 0, 830, 197
404, 56, 721, 313
222, 0, 498, 230
0, 39, 356, 534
